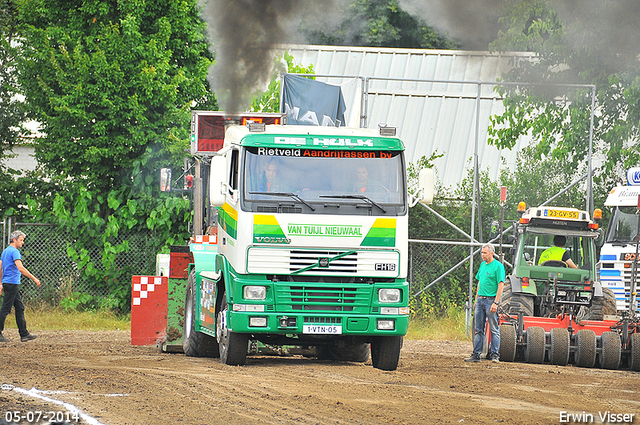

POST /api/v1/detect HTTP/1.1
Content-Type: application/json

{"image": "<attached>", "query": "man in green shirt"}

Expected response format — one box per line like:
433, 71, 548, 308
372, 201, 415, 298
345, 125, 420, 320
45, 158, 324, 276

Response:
465, 243, 505, 363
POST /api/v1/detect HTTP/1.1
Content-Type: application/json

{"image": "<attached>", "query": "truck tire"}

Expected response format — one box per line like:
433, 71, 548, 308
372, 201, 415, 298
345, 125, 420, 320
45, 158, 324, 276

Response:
578, 288, 617, 321
499, 324, 516, 362
629, 333, 640, 372
501, 277, 534, 317
524, 326, 545, 364
316, 342, 370, 363
549, 327, 570, 366
217, 294, 249, 366
599, 331, 621, 370
371, 336, 403, 371
183, 270, 220, 358
574, 329, 596, 368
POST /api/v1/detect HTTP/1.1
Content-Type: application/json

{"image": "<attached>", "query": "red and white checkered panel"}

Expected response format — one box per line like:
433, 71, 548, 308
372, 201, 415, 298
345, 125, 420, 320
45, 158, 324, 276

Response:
132, 276, 165, 306
131, 276, 168, 345
193, 235, 217, 244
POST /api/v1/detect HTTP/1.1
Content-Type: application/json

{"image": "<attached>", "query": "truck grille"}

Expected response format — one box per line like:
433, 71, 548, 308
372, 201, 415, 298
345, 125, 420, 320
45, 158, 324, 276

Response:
276, 284, 371, 312
290, 250, 357, 273
247, 247, 399, 277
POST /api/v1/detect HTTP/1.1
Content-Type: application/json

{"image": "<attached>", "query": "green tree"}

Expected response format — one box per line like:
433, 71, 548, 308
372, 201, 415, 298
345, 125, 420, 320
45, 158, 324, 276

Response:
488, 0, 640, 193
16, 0, 215, 192
303, 0, 458, 49
0, 0, 26, 161
11, 0, 215, 309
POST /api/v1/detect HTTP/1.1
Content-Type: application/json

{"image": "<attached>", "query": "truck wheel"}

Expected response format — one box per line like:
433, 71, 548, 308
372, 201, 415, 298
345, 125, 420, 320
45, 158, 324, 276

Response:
216, 294, 249, 366
183, 270, 220, 357
599, 331, 621, 370
578, 288, 617, 321
371, 336, 403, 371
498, 324, 516, 362
316, 342, 370, 363
501, 277, 534, 316
629, 333, 640, 372
574, 329, 596, 368
549, 328, 569, 366
524, 326, 545, 364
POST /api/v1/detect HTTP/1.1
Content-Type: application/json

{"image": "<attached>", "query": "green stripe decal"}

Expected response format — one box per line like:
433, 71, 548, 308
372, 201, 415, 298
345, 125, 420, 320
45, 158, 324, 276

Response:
219, 204, 238, 239
361, 218, 396, 247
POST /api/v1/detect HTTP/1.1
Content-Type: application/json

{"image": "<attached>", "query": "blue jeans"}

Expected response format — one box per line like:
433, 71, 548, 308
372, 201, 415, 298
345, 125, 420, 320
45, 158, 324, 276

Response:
0, 283, 29, 337
473, 297, 500, 358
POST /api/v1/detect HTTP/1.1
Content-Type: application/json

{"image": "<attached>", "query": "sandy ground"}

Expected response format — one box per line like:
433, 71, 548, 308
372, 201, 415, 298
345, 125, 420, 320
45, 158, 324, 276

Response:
1, 330, 639, 425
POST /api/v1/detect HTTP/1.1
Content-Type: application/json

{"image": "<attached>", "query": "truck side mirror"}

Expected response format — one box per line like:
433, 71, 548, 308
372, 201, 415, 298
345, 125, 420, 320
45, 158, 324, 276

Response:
417, 168, 434, 204
595, 229, 604, 247
209, 155, 227, 206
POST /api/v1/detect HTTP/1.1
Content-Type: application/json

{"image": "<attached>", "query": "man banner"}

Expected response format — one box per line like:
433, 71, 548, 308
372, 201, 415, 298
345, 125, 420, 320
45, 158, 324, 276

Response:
282, 74, 346, 127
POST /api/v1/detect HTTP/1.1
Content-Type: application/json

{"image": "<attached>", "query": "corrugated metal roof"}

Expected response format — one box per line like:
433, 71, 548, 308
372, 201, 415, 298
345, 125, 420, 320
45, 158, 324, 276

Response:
285, 45, 536, 189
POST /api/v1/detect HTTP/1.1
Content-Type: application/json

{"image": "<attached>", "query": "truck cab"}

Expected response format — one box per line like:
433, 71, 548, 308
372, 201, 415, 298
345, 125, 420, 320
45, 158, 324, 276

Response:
600, 167, 640, 313
183, 118, 432, 371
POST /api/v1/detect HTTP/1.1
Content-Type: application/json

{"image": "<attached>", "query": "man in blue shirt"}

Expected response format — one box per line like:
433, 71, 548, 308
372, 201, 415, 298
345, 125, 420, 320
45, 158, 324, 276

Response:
0, 230, 40, 342
465, 243, 505, 363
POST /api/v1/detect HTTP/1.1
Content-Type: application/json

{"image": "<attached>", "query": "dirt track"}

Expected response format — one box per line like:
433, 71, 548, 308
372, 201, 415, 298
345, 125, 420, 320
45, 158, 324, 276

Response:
1, 330, 639, 425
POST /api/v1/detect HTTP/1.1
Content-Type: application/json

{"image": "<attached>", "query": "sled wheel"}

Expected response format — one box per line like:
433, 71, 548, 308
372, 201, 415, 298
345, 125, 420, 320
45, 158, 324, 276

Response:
629, 333, 640, 372
574, 329, 596, 368
498, 324, 516, 362
599, 331, 621, 370
549, 328, 569, 366
524, 326, 545, 364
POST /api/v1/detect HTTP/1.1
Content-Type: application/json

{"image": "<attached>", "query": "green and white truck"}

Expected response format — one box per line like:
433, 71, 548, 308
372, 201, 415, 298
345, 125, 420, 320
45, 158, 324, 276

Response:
182, 113, 432, 370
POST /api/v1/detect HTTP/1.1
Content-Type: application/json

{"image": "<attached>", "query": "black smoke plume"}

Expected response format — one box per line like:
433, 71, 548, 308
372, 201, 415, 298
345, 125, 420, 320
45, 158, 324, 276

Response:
200, 0, 344, 113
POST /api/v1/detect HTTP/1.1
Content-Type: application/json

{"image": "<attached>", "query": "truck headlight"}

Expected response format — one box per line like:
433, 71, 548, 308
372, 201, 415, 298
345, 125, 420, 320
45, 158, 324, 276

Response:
244, 285, 266, 300
379, 288, 400, 303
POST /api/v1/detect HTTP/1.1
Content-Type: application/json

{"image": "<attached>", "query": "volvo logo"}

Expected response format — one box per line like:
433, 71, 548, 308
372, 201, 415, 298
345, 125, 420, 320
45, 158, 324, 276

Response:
318, 258, 330, 268
254, 236, 292, 244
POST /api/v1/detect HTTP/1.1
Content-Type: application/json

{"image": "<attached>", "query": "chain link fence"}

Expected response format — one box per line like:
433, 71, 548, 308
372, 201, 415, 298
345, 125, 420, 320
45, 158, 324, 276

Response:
409, 239, 514, 315
2, 219, 505, 311
2, 220, 157, 305
409, 240, 476, 313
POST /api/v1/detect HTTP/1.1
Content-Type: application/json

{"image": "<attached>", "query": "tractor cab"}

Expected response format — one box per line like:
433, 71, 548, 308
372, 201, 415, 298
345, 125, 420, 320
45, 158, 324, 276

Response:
507, 205, 601, 318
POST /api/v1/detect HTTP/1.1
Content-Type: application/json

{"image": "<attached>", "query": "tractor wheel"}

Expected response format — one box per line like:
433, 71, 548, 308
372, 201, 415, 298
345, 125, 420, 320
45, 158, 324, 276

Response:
316, 342, 370, 363
578, 288, 617, 321
549, 328, 570, 366
498, 324, 516, 362
524, 326, 545, 364
574, 329, 596, 368
501, 277, 534, 316
183, 270, 220, 358
629, 333, 640, 372
371, 336, 403, 371
599, 331, 621, 370
216, 294, 249, 366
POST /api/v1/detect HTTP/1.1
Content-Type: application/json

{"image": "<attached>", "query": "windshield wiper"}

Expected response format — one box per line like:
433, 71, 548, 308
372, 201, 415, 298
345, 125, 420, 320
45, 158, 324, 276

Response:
319, 194, 387, 213
249, 191, 316, 211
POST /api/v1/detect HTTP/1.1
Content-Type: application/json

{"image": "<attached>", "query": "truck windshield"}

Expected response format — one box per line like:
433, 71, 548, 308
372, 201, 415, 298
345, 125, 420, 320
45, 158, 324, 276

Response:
241, 147, 406, 215
605, 206, 639, 243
